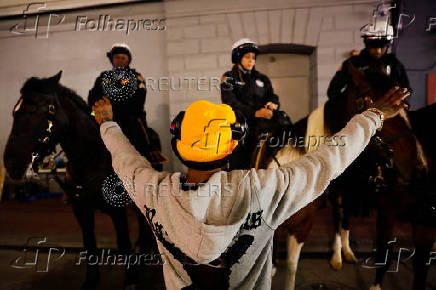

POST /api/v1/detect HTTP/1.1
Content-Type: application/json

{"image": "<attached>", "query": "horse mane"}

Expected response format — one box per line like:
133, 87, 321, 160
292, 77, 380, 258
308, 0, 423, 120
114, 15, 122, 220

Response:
364, 68, 396, 95
270, 145, 305, 168
55, 84, 92, 116
324, 94, 348, 135
21, 75, 92, 117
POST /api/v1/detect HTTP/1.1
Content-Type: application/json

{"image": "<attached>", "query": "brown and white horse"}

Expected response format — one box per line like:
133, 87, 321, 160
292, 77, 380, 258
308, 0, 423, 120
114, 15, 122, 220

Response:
255, 64, 436, 290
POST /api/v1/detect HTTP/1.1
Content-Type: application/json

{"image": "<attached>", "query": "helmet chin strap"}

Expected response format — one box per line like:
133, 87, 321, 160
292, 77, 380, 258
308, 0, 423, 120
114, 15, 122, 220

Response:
111, 59, 130, 71
238, 63, 252, 72
113, 64, 127, 71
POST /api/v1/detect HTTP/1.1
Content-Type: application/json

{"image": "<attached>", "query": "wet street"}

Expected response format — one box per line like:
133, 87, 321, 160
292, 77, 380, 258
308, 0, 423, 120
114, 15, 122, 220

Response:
0, 199, 434, 289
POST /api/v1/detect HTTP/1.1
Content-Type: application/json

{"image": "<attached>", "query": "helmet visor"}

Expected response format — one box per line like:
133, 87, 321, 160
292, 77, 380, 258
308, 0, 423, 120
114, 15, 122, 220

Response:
364, 37, 390, 48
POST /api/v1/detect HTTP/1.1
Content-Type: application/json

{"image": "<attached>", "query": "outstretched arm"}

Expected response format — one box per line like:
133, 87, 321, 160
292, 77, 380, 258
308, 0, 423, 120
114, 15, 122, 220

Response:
94, 97, 163, 208
253, 87, 409, 228
255, 110, 380, 228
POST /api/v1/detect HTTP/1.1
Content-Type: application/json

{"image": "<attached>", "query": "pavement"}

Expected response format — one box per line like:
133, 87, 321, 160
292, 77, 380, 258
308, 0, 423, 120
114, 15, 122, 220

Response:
0, 198, 434, 289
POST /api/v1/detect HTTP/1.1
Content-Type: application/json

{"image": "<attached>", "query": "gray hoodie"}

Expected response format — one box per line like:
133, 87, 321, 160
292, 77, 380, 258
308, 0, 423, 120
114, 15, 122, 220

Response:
100, 110, 381, 290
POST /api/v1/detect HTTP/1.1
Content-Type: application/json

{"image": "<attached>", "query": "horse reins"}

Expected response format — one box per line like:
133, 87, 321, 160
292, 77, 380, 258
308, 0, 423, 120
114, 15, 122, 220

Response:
30, 99, 57, 173
12, 94, 58, 177
358, 92, 423, 190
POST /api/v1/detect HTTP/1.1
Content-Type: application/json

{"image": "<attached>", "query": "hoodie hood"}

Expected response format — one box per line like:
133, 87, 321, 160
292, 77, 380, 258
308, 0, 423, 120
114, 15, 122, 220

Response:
155, 170, 253, 264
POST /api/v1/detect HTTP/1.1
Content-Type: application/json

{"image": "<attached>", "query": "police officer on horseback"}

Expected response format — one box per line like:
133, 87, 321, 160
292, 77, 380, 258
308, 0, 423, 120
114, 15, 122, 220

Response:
88, 43, 166, 169
221, 38, 291, 169
327, 4, 410, 101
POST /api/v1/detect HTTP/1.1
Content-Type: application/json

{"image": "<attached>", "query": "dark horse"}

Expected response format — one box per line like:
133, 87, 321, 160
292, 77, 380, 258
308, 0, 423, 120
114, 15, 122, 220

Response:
254, 64, 436, 290
3, 72, 160, 289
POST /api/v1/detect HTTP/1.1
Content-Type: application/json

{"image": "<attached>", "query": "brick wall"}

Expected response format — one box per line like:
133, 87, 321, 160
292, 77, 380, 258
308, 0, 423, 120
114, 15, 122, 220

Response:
163, 0, 376, 171
0, 0, 378, 172
164, 0, 375, 120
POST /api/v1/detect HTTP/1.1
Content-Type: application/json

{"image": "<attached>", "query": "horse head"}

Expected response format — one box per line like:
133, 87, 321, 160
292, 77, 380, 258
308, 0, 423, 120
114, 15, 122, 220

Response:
4, 71, 70, 180
347, 62, 398, 115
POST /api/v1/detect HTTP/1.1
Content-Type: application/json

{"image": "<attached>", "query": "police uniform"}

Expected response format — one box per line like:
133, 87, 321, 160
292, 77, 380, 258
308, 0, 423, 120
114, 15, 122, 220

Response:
221, 66, 279, 123
221, 65, 281, 169
327, 49, 410, 100
88, 68, 146, 121
88, 67, 161, 168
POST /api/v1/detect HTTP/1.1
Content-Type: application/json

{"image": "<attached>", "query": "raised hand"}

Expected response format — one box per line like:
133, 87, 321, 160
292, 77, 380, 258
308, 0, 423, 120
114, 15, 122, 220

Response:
92, 96, 113, 125
371, 86, 410, 120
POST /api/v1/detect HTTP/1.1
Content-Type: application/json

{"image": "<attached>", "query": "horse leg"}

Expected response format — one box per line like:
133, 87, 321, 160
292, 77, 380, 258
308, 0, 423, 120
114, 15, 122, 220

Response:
370, 207, 395, 290
341, 209, 358, 263
411, 224, 435, 290
284, 217, 313, 290
272, 226, 287, 277
108, 208, 138, 288
330, 232, 343, 270
72, 202, 99, 289
108, 207, 131, 253
330, 191, 343, 270
284, 235, 304, 290
135, 207, 157, 253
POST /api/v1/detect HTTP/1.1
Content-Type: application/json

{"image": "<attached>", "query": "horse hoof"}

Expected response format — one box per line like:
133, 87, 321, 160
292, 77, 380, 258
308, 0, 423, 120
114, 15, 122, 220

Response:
329, 255, 343, 270
369, 284, 382, 290
343, 251, 358, 263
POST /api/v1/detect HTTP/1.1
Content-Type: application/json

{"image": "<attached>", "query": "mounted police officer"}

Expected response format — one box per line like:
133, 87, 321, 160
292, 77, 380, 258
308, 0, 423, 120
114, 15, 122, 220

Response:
221, 38, 291, 169
327, 4, 410, 101
88, 43, 167, 168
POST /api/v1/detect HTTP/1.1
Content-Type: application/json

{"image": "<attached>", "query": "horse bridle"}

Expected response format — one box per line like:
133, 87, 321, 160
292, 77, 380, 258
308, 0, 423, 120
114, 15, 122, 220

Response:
356, 89, 417, 190
30, 100, 57, 173
13, 94, 59, 176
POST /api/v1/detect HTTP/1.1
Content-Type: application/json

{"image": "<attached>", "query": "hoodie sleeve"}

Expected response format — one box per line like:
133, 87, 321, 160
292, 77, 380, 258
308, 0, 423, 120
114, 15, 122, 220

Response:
252, 110, 381, 229
99, 121, 163, 207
